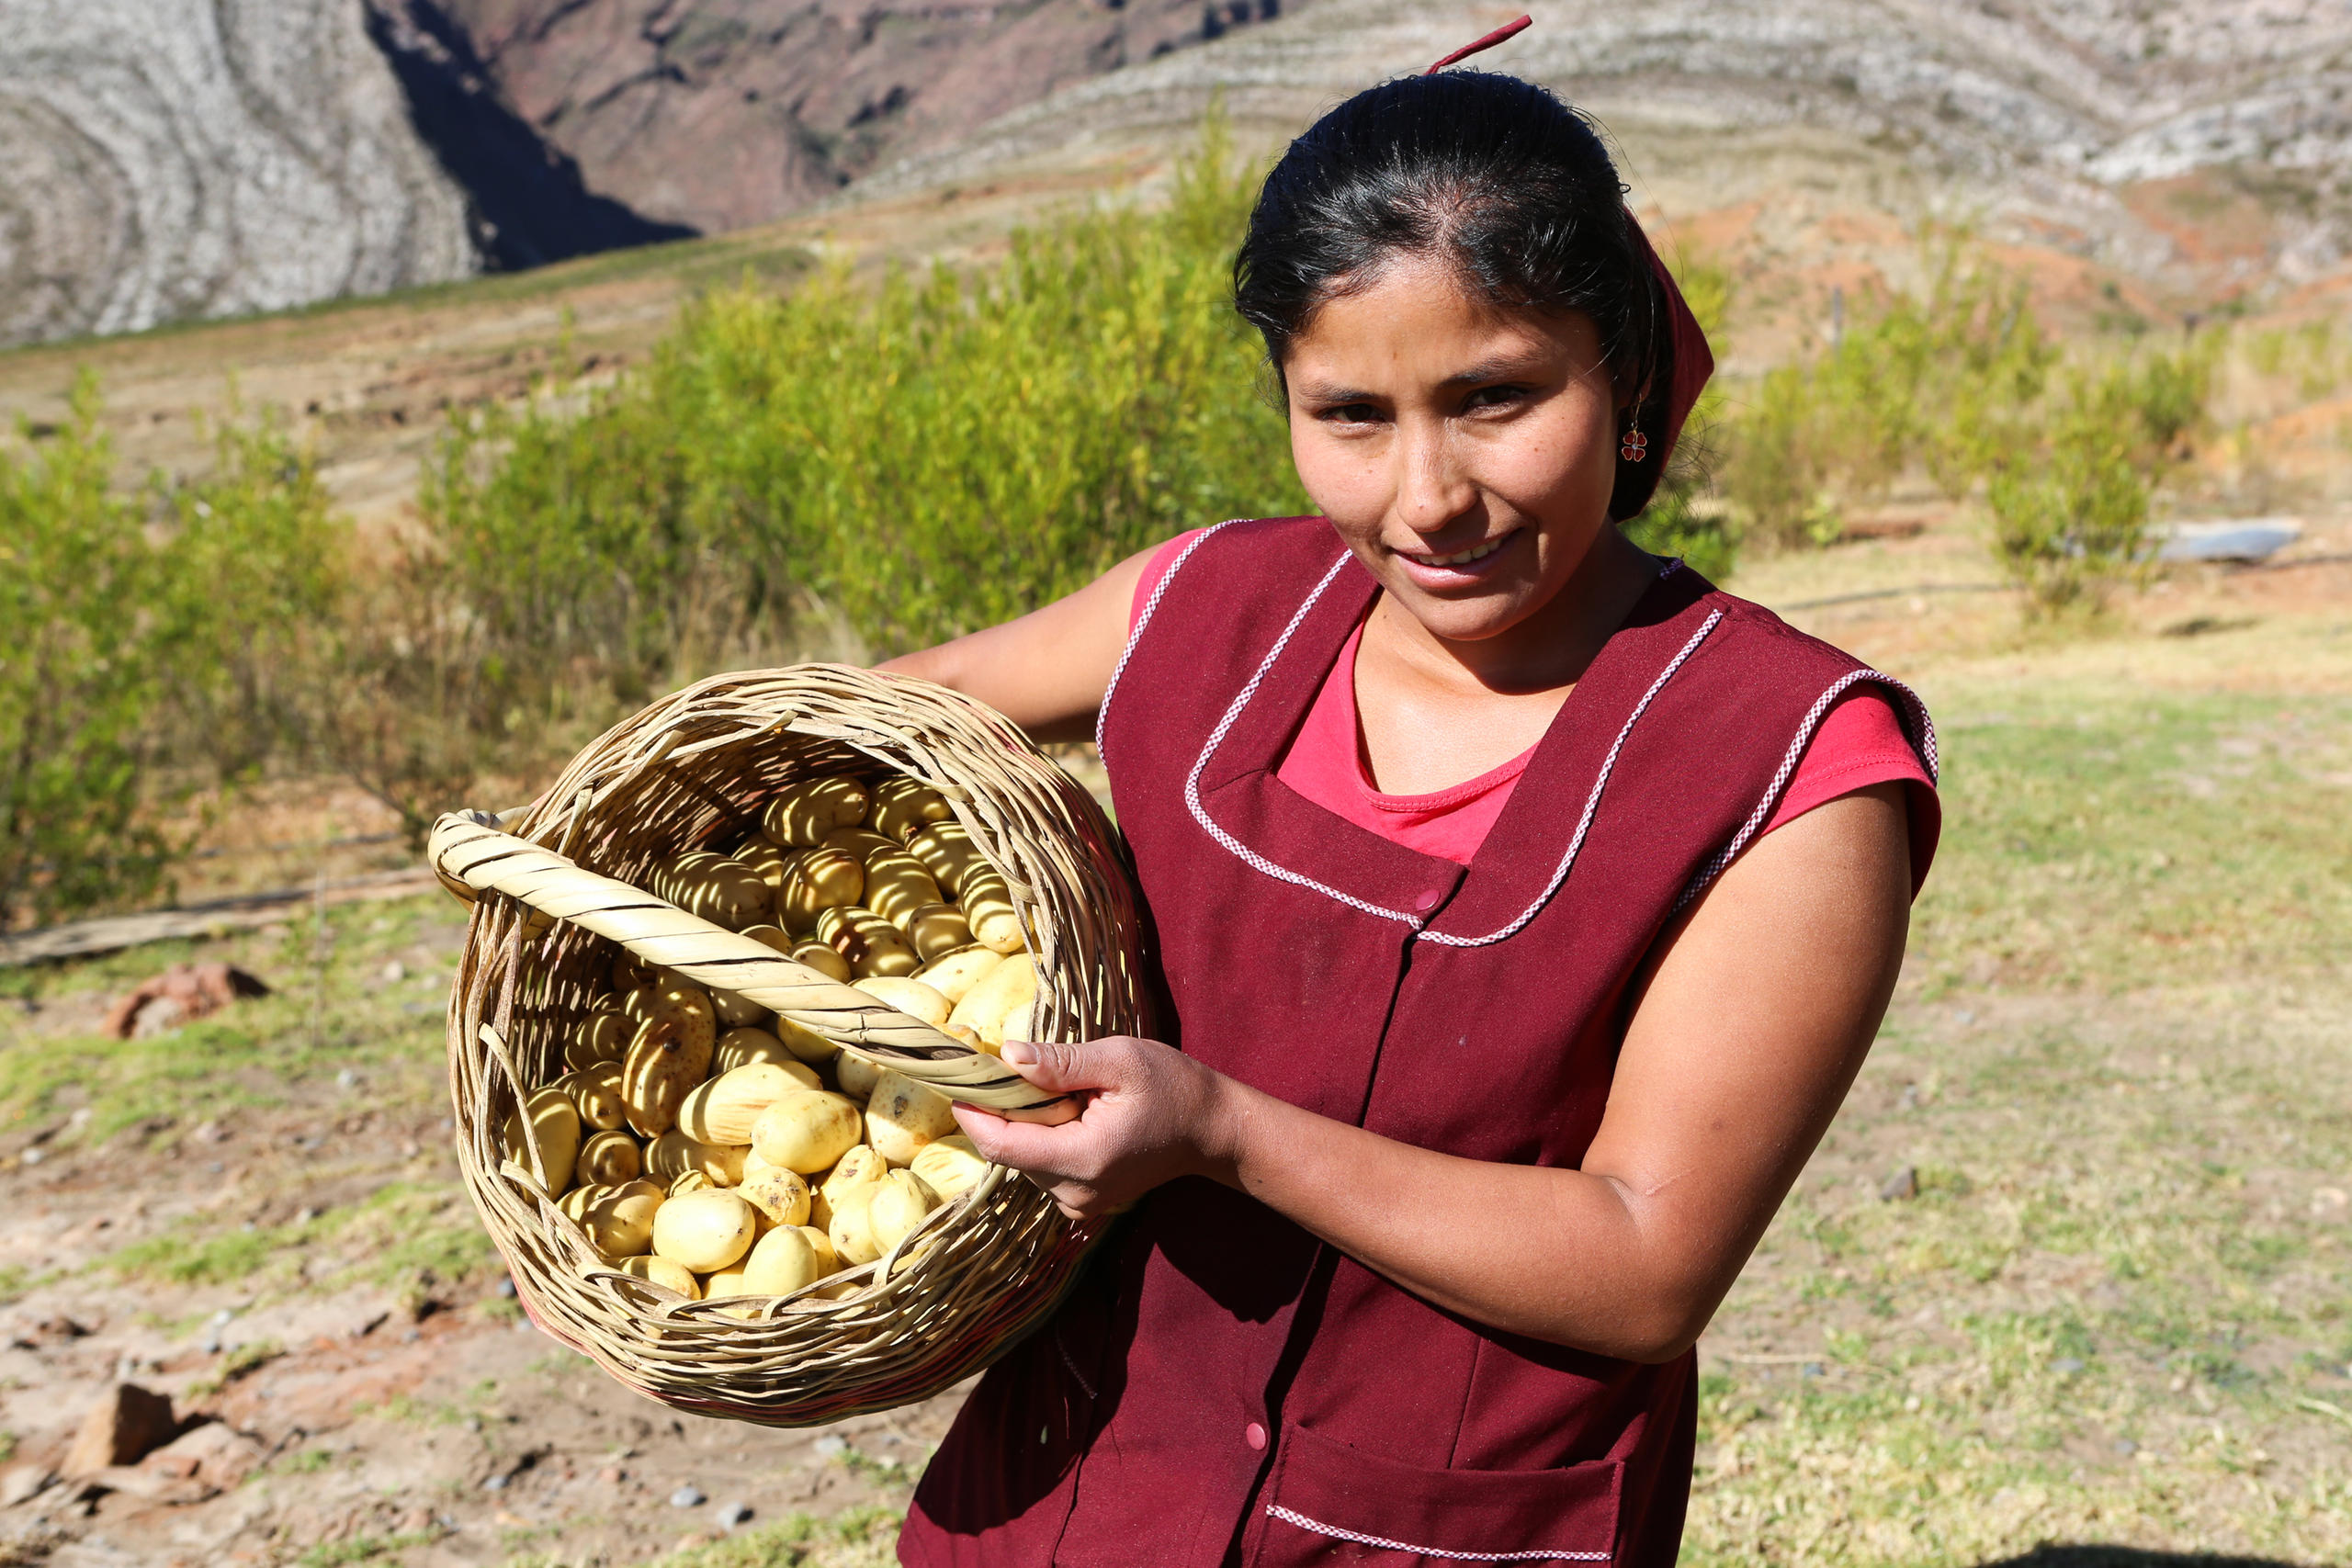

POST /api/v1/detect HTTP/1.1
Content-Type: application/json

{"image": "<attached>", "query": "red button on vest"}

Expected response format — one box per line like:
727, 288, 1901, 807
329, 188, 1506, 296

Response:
1244, 1422, 1267, 1451
1412, 886, 1442, 913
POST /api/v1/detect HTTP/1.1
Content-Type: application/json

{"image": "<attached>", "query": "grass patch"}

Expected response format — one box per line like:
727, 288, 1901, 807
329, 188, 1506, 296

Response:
1909, 682, 2352, 990
640, 1506, 901, 1568
296, 1531, 442, 1568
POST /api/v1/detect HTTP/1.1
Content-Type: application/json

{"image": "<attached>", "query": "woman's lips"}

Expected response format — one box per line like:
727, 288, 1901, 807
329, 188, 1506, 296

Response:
1393, 528, 1519, 589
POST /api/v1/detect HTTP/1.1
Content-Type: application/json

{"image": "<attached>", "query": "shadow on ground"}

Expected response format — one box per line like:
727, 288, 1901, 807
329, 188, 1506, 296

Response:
1979, 1550, 2320, 1567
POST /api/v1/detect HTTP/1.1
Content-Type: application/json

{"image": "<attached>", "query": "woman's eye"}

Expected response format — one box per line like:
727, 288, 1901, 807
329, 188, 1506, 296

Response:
1465, 385, 1528, 411
1319, 402, 1384, 425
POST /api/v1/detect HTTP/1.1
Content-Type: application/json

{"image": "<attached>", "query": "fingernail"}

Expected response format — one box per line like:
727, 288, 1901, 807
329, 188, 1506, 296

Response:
1001, 1041, 1037, 1066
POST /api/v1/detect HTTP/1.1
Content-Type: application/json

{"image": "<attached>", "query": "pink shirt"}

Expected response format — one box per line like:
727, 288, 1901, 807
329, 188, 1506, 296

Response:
1132, 530, 1939, 885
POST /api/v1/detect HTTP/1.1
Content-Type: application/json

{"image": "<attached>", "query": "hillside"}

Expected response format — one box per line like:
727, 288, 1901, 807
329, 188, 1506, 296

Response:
850, 0, 2352, 328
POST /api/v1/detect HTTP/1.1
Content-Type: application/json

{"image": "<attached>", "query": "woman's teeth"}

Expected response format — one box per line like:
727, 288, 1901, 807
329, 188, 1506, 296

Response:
1406, 536, 1504, 567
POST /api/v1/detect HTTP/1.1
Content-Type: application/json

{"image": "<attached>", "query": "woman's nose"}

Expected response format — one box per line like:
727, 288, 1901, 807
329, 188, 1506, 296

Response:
1393, 420, 1476, 534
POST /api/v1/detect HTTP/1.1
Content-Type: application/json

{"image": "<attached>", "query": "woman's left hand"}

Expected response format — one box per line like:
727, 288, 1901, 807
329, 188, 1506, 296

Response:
951, 1036, 1233, 1220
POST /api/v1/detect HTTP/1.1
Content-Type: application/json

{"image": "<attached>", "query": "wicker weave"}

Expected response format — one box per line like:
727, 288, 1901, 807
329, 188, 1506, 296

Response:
431, 665, 1145, 1426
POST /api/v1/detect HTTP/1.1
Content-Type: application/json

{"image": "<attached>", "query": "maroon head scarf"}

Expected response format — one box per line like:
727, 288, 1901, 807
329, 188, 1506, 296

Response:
1427, 15, 1715, 471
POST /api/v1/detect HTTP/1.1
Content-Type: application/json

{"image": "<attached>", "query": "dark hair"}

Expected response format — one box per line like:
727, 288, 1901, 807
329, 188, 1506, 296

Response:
1233, 71, 1674, 520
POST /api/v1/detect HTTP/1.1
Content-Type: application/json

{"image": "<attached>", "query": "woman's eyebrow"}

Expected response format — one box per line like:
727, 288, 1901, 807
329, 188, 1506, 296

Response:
1441, 354, 1554, 387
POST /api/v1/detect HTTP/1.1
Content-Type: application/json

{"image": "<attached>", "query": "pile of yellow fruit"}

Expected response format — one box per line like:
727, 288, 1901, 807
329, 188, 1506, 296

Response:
501, 774, 1039, 1305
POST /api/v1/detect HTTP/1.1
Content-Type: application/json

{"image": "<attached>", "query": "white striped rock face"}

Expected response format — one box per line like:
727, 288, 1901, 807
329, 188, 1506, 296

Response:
0, 0, 477, 347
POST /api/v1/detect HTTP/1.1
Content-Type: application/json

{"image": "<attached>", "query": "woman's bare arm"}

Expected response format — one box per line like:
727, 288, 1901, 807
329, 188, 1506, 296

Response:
876, 546, 1157, 743
956, 782, 1913, 1362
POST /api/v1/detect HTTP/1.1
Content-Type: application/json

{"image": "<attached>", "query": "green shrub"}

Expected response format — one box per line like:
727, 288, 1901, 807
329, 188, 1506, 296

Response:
1716, 245, 2055, 547
340, 116, 1304, 835
0, 378, 340, 929
1984, 344, 2214, 613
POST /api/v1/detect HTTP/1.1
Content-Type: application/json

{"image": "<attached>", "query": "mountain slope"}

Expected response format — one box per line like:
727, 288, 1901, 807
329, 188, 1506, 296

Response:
0, 0, 479, 347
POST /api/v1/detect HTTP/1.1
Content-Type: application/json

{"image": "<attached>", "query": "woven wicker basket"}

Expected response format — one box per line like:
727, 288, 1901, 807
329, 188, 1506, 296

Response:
426, 665, 1145, 1426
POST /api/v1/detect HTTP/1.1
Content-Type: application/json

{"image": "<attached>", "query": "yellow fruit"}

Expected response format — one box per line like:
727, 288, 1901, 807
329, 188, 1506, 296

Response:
834, 1051, 881, 1102
905, 903, 974, 962
749, 1091, 863, 1174
574, 1128, 642, 1188
871, 777, 952, 843
851, 976, 953, 1027
948, 954, 1038, 1047
712, 988, 768, 1029
682, 1061, 820, 1145
866, 1168, 943, 1254
779, 848, 864, 935
616, 1254, 699, 1299
621, 983, 717, 1137
649, 1129, 742, 1187
774, 1013, 840, 1065
911, 1134, 989, 1201
741, 1224, 835, 1296
904, 820, 981, 894
940, 1021, 990, 1055
826, 1182, 883, 1267
585, 1179, 665, 1258
558, 1182, 608, 1225
865, 1069, 959, 1167
503, 1086, 582, 1196
609, 950, 654, 992
822, 827, 899, 863
564, 1062, 628, 1133
787, 941, 853, 985
668, 1168, 717, 1196
864, 850, 943, 927
734, 836, 796, 894
820, 1145, 889, 1209
956, 863, 1027, 953
763, 775, 871, 848
566, 1009, 630, 1071
701, 1263, 753, 1300
674, 855, 772, 931
737, 1163, 812, 1228
910, 946, 1004, 1007
652, 1189, 757, 1272
815, 905, 919, 978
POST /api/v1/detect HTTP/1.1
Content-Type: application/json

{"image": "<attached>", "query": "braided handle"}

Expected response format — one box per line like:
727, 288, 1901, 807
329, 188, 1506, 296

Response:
428, 813, 1077, 1124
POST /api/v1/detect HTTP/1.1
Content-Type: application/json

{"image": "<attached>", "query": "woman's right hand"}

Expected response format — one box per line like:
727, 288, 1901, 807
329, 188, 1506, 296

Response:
876, 546, 1159, 743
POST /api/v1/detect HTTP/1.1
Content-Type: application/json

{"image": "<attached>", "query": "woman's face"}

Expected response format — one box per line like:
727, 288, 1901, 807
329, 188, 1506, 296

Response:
1283, 254, 1623, 648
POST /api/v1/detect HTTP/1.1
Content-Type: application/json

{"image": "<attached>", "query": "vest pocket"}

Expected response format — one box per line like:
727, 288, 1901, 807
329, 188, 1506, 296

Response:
1250, 1420, 1622, 1566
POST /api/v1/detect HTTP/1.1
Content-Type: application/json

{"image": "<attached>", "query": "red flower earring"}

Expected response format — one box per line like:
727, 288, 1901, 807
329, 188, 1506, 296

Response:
1620, 417, 1648, 464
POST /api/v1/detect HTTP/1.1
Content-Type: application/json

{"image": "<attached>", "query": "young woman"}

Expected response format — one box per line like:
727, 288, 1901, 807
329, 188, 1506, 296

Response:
883, 48, 1939, 1568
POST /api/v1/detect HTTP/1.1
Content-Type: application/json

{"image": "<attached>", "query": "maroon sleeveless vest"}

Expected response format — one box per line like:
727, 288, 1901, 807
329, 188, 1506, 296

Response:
901, 517, 1936, 1568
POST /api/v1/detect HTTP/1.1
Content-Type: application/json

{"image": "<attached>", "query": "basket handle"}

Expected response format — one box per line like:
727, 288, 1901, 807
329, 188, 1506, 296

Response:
428, 812, 1078, 1124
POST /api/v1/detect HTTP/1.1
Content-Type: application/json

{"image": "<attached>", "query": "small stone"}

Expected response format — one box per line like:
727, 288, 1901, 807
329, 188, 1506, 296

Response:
481, 1472, 508, 1491
20, 1149, 41, 1167
596, 1466, 626, 1485
1879, 1166, 1918, 1202
2114, 1438, 2138, 1455
382, 961, 407, 983
2052, 1357, 2086, 1374
670, 1484, 706, 1508
813, 1435, 846, 1457
199, 1333, 220, 1356
714, 1500, 752, 1530
63, 1384, 178, 1477
1801, 1362, 1824, 1379
1, 1464, 54, 1506
335, 1068, 357, 1089
495, 1278, 516, 1299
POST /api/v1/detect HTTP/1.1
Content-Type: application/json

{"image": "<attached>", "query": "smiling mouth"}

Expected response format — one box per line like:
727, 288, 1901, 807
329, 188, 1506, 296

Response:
1398, 534, 1509, 568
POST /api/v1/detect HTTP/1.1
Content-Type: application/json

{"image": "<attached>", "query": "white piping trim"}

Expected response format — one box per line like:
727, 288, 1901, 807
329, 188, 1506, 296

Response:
1054, 1324, 1097, 1401
1418, 610, 1723, 949
1264, 1504, 1611, 1562
1096, 520, 1247, 760
1673, 668, 1941, 913
1182, 553, 1427, 928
